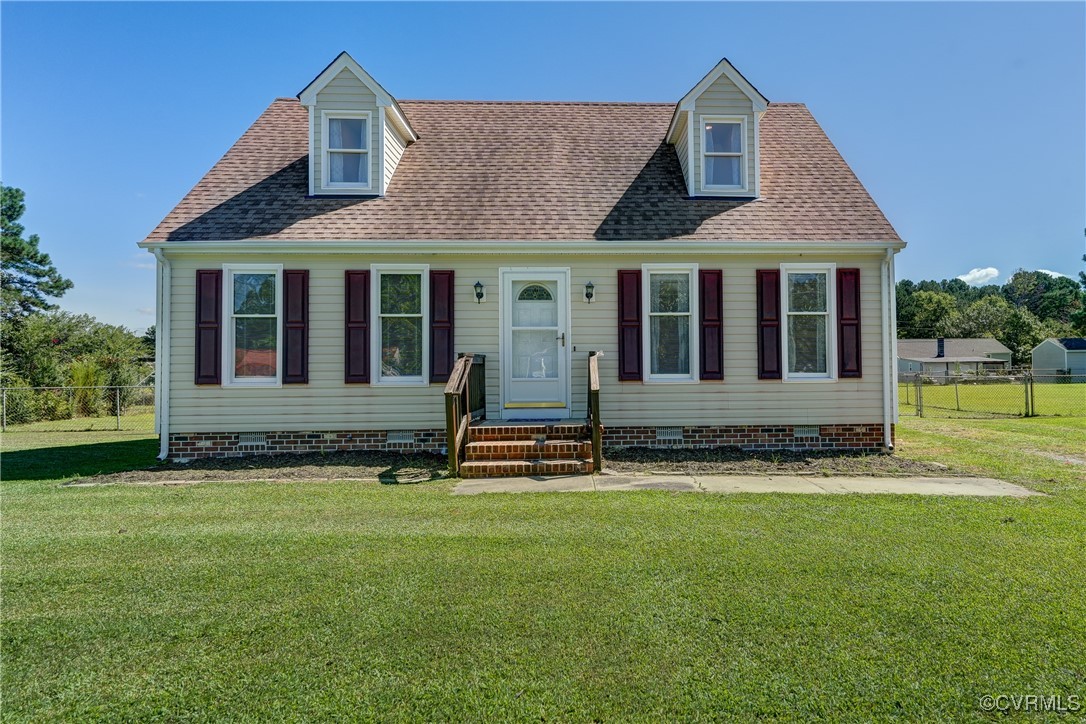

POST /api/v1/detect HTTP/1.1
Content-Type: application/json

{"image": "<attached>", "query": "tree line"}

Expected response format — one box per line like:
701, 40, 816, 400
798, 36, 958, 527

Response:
1, 185, 153, 423
896, 264, 1086, 365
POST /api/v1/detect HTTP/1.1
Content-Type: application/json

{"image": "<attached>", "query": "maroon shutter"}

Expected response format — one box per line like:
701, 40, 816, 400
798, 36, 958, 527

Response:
699, 269, 724, 380
837, 268, 862, 378
617, 270, 642, 381
282, 270, 309, 384
344, 271, 370, 383
194, 269, 222, 385
430, 270, 455, 383
756, 270, 782, 380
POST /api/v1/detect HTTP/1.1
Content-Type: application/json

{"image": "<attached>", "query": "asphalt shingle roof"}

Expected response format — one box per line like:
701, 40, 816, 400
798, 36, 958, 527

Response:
145, 98, 901, 244
1056, 338, 1086, 351
897, 338, 1012, 361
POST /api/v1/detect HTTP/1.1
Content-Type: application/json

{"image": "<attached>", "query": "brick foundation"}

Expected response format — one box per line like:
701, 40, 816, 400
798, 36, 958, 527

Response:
168, 423, 892, 460
602, 423, 892, 452
168, 429, 446, 460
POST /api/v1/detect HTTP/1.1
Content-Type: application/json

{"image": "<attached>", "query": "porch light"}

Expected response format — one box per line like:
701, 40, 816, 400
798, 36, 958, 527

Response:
474, 281, 485, 303
584, 281, 595, 303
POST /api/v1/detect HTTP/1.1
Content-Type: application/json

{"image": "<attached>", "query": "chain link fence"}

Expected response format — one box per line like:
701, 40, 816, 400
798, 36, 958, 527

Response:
898, 371, 1085, 419
1, 385, 155, 433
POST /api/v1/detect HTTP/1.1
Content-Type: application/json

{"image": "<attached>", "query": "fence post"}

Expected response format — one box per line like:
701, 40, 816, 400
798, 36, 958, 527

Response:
2, 389, 6, 431
916, 374, 924, 417
954, 377, 960, 411
1030, 373, 1036, 416
115, 387, 121, 430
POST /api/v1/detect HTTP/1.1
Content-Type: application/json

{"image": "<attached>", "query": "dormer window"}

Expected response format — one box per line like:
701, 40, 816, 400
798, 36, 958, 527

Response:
702, 117, 746, 191
322, 111, 370, 190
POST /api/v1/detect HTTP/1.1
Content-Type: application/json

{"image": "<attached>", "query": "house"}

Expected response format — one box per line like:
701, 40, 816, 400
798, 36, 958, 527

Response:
897, 338, 1012, 377
1031, 338, 1086, 376
139, 52, 905, 475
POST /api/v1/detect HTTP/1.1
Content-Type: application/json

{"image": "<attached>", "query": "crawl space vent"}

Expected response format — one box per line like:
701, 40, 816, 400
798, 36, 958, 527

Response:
656, 427, 683, 442
793, 426, 820, 439
238, 432, 268, 448
387, 431, 415, 445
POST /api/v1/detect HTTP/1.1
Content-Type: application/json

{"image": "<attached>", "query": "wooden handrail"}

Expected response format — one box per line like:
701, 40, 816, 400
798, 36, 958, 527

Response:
587, 351, 602, 472
444, 354, 486, 475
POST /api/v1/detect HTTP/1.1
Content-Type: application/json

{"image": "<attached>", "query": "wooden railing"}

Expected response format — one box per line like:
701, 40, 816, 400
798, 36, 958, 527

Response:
444, 353, 486, 475
586, 351, 603, 472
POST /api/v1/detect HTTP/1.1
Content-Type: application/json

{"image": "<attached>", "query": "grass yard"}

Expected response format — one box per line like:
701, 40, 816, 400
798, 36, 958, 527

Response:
2, 417, 1084, 720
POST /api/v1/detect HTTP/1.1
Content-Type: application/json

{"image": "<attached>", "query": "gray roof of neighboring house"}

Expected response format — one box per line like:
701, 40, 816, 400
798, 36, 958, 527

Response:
143, 99, 902, 244
897, 338, 1011, 362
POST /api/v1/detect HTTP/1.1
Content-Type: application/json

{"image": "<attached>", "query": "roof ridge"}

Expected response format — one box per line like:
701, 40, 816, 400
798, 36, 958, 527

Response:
397, 99, 676, 107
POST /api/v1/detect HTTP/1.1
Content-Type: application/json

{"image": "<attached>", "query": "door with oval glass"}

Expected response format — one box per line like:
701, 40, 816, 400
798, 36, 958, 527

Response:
500, 269, 570, 418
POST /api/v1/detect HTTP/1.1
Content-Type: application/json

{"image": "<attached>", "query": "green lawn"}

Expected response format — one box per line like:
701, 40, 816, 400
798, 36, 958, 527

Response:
3, 418, 1084, 720
1, 407, 155, 434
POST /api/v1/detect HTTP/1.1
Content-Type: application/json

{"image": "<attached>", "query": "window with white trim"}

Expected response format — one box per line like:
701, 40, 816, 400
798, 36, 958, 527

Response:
372, 265, 429, 384
322, 111, 370, 189
642, 264, 699, 382
702, 117, 746, 191
223, 264, 282, 386
781, 264, 837, 380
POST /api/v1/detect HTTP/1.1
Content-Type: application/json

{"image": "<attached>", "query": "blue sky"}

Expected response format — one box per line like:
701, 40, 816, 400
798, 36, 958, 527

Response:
2, 2, 1083, 332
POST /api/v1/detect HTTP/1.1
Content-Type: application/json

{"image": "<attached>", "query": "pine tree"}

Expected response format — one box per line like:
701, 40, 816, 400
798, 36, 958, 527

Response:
1, 185, 73, 320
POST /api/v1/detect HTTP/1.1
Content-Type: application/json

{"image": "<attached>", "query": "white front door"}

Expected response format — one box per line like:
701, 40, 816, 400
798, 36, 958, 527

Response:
500, 269, 570, 419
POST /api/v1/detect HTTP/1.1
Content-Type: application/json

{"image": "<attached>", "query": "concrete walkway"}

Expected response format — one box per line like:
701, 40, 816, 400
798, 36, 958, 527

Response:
453, 474, 1039, 497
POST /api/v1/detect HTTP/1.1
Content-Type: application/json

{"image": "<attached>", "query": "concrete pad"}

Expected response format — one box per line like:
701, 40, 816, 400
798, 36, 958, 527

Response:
696, 475, 826, 495
805, 476, 1040, 498
453, 475, 595, 495
594, 475, 699, 492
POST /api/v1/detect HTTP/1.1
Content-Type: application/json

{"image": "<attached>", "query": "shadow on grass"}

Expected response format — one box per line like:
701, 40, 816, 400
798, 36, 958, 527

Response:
2, 438, 161, 482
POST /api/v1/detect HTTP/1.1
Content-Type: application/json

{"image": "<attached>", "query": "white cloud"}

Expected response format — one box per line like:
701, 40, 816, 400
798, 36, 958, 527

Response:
136, 307, 155, 316
956, 267, 1000, 286
1037, 269, 1070, 279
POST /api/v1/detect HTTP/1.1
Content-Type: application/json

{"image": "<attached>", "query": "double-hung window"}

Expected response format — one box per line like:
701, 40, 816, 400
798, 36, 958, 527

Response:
642, 264, 699, 383
223, 264, 282, 387
372, 265, 429, 384
322, 111, 370, 190
702, 117, 746, 191
781, 264, 837, 381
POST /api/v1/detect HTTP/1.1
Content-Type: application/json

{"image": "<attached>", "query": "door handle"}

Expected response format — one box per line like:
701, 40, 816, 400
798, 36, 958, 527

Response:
556, 332, 566, 347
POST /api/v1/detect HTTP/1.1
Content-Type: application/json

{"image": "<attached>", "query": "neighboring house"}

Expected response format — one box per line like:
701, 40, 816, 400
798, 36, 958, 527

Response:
1031, 338, 1086, 375
140, 52, 905, 473
897, 338, 1012, 377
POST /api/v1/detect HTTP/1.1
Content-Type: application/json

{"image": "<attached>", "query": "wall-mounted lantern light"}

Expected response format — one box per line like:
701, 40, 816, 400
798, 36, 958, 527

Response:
474, 281, 486, 303
584, 281, 595, 304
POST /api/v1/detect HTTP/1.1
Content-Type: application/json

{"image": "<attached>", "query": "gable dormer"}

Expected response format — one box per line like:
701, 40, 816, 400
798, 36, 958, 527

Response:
298, 52, 417, 197
666, 59, 768, 199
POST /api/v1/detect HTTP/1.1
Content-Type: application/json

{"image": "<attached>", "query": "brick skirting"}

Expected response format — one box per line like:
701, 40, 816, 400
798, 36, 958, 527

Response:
602, 423, 892, 452
169, 423, 891, 460
168, 429, 446, 460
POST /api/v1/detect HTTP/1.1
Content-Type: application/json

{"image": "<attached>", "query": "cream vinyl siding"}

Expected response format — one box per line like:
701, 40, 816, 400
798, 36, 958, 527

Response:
673, 112, 690, 182
383, 119, 407, 191
692, 75, 757, 196
311, 69, 381, 193
166, 252, 886, 433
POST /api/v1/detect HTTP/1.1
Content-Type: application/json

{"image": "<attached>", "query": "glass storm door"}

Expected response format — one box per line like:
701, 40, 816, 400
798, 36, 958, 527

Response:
501, 270, 570, 419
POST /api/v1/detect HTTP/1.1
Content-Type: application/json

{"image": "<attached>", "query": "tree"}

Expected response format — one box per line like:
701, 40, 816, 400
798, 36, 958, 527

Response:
942, 296, 1012, 339
900, 290, 958, 338
1001, 307, 1046, 366
1, 186, 73, 320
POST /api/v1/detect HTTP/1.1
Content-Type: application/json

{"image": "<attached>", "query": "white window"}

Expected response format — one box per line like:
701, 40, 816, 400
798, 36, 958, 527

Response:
642, 264, 699, 383
372, 265, 429, 384
781, 263, 837, 381
223, 264, 282, 387
701, 116, 746, 191
322, 111, 370, 190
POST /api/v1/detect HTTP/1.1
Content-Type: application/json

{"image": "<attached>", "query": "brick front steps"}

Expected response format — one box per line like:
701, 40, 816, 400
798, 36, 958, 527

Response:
459, 422, 594, 478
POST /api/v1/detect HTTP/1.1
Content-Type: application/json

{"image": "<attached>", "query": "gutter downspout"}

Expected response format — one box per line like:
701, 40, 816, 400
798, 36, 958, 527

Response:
153, 249, 172, 460
881, 248, 895, 451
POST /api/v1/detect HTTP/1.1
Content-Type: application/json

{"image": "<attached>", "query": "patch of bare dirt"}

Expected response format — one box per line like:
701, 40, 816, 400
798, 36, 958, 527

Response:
603, 446, 959, 477
73, 450, 449, 486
